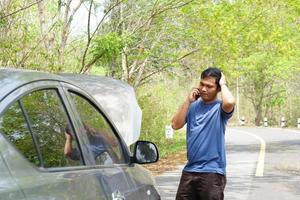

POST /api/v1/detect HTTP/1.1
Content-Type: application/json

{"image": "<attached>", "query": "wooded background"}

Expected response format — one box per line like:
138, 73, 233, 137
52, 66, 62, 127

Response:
1, 0, 299, 155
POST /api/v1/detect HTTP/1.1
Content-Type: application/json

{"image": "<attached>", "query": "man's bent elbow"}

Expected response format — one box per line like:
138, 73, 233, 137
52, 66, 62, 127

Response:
228, 100, 236, 107
224, 97, 236, 108
223, 101, 236, 113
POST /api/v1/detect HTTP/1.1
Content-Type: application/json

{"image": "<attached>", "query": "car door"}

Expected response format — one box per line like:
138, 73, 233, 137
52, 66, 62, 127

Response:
0, 147, 26, 200
0, 80, 108, 200
63, 85, 159, 200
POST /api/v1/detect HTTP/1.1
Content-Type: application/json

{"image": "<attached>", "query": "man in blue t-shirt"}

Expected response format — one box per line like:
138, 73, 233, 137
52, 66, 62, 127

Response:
171, 67, 235, 200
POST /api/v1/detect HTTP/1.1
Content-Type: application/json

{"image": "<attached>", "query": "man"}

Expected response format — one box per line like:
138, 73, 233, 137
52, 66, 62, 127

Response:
64, 124, 120, 163
171, 67, 235, 200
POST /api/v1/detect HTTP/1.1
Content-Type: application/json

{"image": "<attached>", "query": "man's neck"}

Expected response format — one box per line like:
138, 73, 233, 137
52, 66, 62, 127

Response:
202, 97, 217, 104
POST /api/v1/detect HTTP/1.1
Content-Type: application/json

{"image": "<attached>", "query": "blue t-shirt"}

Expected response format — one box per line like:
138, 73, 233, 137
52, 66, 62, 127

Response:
183, 99, 233, 175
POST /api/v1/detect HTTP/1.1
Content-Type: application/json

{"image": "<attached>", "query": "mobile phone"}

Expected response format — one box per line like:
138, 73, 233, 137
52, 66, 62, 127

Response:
195, 89, 201, 100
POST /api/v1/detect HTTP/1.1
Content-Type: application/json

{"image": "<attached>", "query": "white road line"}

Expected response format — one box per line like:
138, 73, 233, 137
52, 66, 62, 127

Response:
230, 129, 266, 177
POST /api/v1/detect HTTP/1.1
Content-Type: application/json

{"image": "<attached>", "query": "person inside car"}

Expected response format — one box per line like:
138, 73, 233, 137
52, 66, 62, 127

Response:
64, 124, 119, 164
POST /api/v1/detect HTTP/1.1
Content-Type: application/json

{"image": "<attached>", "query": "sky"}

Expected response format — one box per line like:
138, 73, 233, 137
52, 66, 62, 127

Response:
70, 1, 105, 36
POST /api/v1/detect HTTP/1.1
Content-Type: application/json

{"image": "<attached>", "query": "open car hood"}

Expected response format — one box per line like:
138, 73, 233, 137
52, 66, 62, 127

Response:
60, 74, 142, 146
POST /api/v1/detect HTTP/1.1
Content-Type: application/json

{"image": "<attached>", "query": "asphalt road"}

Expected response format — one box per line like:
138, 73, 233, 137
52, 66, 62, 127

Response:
155, 127, 300, 200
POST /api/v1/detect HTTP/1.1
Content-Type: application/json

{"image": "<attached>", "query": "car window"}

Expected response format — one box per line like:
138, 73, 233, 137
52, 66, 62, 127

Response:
0, 102, 40, 166
69, 92, 125, 165
0, 89, 83, 168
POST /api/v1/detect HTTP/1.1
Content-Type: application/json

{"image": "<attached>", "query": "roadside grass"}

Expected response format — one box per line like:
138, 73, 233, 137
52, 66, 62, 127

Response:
140, 129, 186, 159
157, 130, 186, 158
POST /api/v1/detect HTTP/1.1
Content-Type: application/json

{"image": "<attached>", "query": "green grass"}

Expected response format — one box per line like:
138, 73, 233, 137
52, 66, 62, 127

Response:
146, 129, 186, 158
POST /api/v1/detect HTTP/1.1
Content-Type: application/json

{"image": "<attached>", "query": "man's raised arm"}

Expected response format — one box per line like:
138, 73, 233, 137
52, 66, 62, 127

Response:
219, 73, 236, 113
171, 88, 200, 130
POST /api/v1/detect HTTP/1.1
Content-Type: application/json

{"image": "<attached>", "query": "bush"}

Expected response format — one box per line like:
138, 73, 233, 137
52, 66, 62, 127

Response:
137, 76, 193, 158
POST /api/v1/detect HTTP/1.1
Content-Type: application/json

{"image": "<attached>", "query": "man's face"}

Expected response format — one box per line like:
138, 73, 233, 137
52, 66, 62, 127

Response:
198, 76, 219, 103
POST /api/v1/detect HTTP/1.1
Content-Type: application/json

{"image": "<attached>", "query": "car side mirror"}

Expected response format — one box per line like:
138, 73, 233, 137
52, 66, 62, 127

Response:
131, 141, 159, 164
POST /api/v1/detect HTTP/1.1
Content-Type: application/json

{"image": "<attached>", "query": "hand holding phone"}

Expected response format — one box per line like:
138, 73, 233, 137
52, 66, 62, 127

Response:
195, 88, 201, 100
192, 88, 201, 101
187, 88, 201, 103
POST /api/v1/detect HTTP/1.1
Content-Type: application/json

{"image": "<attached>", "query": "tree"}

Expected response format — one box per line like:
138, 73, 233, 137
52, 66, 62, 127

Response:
79, 0, 124, 74
84, 0, 195, 87
176, 0, 300, 125
0, 0, 86, 71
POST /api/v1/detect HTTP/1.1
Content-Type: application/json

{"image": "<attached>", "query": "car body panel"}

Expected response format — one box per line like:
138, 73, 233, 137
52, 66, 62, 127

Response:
0, 68, 160, 200
0, 135, 26, 200
0, 135, 107, 200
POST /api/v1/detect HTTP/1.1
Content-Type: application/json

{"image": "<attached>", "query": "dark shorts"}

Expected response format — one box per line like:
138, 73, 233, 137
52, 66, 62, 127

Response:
176, 171, 226, 200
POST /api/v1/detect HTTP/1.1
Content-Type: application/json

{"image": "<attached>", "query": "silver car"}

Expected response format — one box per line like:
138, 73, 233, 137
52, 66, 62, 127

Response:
0, 68, 160, 200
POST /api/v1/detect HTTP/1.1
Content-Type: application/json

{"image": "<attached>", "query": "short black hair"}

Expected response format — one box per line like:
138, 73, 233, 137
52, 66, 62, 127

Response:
201, 67, 222, 88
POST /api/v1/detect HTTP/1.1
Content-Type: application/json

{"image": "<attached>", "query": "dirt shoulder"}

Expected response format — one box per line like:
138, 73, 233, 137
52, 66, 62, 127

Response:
143, 150, 187, 176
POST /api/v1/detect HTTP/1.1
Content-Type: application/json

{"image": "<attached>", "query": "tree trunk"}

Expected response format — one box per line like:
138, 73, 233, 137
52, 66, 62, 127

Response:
120, 3, 129, 82
58, 0, 71, 66
80, 53, 104, 74
121, 48, 129, 81
59, 0, 84, 66
254, 105, 262, 126
134, 58, 148, 88
37, 1, 48, 49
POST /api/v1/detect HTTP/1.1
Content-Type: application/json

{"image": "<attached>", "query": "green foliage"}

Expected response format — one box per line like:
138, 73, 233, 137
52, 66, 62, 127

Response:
137, 75, 193, 157
92, 33, 124, 64
177, 0, 300, 125
0, 13, 7, 28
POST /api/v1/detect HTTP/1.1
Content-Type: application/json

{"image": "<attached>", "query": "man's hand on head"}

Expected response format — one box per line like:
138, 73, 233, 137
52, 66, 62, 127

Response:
219, 72, 226, 87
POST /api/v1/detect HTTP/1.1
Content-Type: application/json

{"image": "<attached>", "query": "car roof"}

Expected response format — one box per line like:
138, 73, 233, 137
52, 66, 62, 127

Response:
0, 68, 67, 101
0, 68, 141, 146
